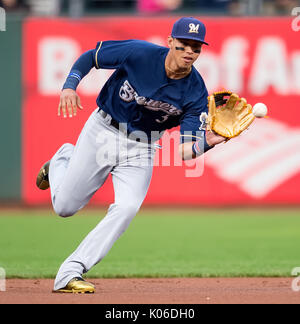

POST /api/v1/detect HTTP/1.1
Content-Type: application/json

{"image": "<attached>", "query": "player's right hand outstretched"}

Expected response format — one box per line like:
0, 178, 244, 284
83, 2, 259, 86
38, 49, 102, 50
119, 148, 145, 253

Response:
58, 89, 83, 118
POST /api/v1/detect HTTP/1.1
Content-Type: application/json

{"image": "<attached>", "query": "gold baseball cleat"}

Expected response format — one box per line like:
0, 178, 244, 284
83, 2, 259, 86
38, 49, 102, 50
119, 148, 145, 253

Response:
36, 161, 50, 190
55, 277, 95, 294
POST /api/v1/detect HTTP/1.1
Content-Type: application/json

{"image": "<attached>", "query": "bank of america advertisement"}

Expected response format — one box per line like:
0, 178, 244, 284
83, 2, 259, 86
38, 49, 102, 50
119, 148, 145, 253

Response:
22, 17, 300, 205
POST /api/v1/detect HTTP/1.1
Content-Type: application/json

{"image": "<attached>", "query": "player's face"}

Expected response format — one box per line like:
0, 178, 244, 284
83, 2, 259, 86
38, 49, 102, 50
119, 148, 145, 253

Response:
169, 37, 202, 69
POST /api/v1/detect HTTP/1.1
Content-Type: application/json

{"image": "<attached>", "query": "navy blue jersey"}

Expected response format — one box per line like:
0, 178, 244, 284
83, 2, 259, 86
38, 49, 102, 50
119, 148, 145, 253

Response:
64, 40, 209, 143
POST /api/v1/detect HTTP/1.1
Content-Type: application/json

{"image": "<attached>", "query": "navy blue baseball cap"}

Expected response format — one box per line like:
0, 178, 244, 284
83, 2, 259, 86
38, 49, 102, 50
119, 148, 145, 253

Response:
171, 17, 209, 45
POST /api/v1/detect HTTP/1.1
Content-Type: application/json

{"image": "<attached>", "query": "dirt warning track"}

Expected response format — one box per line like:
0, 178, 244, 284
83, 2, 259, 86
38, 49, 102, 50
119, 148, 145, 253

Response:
0, 278, 299, 304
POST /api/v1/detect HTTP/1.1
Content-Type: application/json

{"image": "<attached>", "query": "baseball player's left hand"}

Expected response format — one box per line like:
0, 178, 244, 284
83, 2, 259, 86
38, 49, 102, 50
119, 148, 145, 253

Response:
207, 91, 255, 139
179, 131, 226, 160
205, 130, 226, 147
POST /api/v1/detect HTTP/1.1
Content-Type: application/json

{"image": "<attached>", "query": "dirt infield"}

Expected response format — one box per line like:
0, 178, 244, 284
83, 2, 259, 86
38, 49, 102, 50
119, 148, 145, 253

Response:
0, 278, 299, 304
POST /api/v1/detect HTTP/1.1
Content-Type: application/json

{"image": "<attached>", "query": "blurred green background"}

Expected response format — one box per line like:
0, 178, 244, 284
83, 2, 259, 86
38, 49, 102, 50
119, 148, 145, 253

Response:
1, 208, 300, 278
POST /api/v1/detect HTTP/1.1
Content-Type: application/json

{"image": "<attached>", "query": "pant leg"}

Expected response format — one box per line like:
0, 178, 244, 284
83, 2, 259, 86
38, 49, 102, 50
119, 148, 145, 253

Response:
53, 139, 155, 290
49, 109, 115, 217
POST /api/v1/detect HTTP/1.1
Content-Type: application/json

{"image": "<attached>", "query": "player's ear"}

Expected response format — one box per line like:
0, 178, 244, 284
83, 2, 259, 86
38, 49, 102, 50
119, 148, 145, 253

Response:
167, 36, 174, 49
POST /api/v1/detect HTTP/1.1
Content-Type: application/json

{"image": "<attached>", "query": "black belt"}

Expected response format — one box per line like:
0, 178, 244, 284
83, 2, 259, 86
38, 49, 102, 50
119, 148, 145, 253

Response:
97, 108, 159, 145
98, 108, 120, 131
98, 108, 143, 143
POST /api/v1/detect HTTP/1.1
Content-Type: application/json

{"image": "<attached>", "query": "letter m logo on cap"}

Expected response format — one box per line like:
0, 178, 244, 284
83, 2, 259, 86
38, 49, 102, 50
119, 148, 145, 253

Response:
0, 7, 6, 31
188, 23, 199, 34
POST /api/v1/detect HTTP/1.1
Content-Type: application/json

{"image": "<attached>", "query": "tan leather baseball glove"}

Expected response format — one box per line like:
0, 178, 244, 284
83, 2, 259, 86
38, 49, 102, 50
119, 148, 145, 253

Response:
207, 91, 255, 139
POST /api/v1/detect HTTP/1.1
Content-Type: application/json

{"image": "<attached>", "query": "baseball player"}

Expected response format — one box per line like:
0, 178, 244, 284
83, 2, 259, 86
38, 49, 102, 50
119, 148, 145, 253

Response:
36, 17, 253, 293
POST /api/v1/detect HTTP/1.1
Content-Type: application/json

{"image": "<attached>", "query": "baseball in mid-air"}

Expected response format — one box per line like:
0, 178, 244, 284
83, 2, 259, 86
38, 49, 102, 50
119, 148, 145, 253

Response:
252, 103, 268, 118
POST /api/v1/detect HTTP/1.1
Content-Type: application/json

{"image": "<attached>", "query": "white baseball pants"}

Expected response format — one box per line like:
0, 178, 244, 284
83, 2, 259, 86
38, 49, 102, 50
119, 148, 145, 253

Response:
50, 109, 155, 291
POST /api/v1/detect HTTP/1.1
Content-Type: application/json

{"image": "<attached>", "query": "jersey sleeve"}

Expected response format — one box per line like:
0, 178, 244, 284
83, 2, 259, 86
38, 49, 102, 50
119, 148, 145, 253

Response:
62, 50, 95, 90
180, 82, 209, 144
94, 40, 143, 69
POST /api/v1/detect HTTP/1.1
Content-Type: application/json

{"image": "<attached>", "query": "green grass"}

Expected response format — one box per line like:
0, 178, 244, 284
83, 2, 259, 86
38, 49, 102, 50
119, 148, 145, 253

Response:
0, 208, 300, 278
